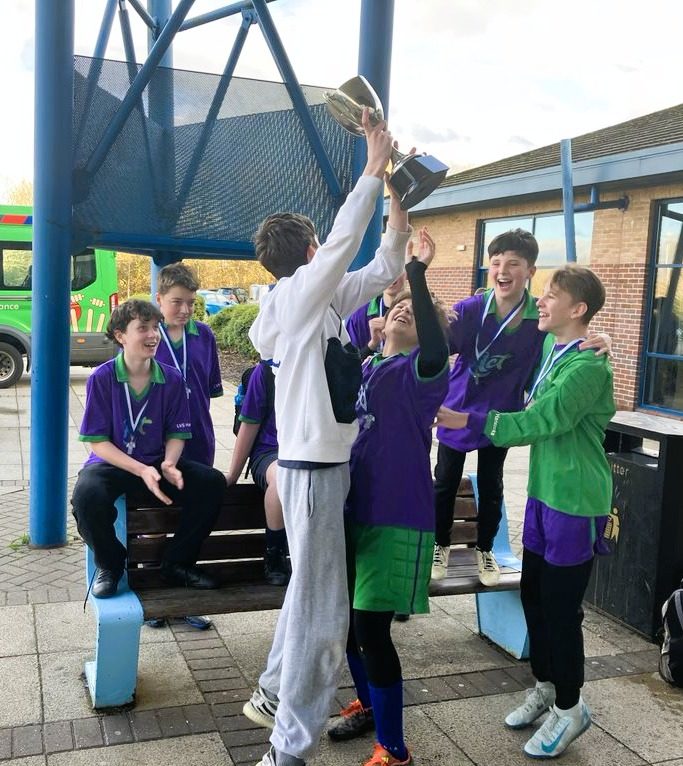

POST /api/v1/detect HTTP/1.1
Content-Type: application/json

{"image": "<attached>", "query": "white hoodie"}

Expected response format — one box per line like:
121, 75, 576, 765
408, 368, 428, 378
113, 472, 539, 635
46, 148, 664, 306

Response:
249, 175, 411, 463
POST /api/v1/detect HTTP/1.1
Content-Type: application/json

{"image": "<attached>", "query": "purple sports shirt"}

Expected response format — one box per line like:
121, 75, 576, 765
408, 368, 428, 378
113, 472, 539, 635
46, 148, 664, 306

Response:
239, 362, 278, 461
346, 348, 448, 531
436, 289, 546, 452
79, 355, 191, 467
155, 319, 223, 466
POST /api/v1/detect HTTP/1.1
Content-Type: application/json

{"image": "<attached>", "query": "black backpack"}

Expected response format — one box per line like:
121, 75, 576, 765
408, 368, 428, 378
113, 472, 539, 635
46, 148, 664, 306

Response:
659, 579, 683, 687
233, 361, 275, 436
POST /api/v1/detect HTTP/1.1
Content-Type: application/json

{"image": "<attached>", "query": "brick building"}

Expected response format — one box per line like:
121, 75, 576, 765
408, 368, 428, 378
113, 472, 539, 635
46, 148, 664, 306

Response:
406, 103, 683, 415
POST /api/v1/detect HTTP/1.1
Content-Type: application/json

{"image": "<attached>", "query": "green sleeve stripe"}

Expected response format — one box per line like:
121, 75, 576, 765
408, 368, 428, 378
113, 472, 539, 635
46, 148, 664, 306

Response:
79, 435, 110, 443
413, 355, 450, 383
238, 415, 261, 424
167, 432, 191, 440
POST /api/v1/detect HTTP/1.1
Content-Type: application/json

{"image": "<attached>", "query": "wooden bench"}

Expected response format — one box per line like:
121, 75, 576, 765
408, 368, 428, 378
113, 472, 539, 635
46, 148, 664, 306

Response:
83, 473, 527, 709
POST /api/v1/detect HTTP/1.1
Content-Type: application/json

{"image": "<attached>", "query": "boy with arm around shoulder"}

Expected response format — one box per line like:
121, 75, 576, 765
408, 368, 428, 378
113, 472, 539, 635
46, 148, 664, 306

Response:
437, 265, 615, 759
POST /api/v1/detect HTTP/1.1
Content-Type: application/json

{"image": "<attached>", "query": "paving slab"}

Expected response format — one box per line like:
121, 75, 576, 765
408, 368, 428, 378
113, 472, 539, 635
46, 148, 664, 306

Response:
34, 602, 175, 654
422, 693, 647, 766
586, 673, 683, 763
0, 655, 41, 728
312, 705, 472, 765
0, 605, 35, 657
47, 732, 232, 766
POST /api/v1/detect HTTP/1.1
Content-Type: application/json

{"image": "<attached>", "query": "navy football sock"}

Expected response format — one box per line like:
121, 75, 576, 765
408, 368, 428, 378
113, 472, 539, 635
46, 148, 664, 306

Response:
346, 651, 372, 710
368, 680, 408, 761
265, 526, 287, 551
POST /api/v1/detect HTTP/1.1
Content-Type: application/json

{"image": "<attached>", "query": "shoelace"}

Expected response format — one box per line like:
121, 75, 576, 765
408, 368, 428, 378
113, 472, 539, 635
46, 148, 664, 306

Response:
481, 552, 497, 571
340, 698, 366, 718
433, 547, 448, 566
537, 709, 561, 740
367, 743, 409, 765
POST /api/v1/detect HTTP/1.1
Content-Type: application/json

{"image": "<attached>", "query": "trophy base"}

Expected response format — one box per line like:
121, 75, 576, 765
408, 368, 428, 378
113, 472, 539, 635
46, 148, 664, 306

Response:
390, 154, 449, 210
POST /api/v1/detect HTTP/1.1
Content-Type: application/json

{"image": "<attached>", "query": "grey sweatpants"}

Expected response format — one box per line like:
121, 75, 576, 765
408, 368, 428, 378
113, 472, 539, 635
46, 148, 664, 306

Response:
260, 464, 350, 761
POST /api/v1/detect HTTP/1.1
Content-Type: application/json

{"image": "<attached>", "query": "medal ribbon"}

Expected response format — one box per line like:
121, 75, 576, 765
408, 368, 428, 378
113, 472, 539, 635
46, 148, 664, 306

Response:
475, 290, 527, 362
525, 338, 584, 406
159, 324, 187, 382
123, 383, 150, 454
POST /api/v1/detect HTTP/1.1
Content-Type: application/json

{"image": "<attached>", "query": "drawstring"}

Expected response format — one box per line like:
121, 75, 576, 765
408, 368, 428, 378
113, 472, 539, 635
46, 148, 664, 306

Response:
83, 567, 96, 612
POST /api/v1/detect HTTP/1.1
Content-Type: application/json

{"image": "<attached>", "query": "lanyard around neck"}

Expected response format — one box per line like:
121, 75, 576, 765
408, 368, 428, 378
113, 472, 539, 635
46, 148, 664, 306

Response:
123, 382, 150, 452
159, 324, 187, 381
525, 338, 584, 406
475, 290, 526, 361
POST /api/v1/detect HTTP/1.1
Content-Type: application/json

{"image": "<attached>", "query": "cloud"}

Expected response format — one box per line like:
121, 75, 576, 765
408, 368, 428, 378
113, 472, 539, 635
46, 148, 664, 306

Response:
409, 125, 464, 144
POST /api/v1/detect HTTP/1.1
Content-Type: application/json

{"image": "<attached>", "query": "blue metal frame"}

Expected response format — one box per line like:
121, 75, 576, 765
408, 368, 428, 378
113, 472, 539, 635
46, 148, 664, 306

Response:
94, 231, 256, 257
349, 0, 394, 271
82, 0, 195, 181
560, 139, 577, 263
30, 0, 75, 547
639, 198, 683, 415
180, 0, 276, 31
127, 0, 157, 31
251, 0, 343, 202
176, 10, 254, 216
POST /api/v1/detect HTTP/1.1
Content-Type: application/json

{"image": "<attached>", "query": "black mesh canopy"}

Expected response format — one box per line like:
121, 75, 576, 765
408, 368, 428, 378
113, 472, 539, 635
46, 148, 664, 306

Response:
72, 56, 357, 255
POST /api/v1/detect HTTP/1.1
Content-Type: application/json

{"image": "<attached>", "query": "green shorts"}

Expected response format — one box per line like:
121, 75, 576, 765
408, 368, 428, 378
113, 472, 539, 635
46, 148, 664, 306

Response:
346, 521, 434, 615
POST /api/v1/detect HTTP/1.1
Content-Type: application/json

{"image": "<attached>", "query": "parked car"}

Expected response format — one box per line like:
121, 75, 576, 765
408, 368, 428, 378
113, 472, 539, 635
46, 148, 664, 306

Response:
197, 289, 234, 316
216, 286, 248, 304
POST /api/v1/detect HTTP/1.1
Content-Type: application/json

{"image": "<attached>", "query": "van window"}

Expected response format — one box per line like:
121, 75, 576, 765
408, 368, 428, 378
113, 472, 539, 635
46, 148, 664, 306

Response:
0, 246, 32, 290
0, 246, 98, 291
71, 251, 97, 291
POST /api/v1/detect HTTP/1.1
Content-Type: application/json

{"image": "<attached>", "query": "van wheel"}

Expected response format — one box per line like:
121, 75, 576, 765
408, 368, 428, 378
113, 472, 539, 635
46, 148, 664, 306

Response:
0, 342, 23, 388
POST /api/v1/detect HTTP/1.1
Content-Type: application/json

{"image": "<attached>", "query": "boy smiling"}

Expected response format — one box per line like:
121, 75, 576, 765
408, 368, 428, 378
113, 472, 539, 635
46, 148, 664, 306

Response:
437, 265, 615, 759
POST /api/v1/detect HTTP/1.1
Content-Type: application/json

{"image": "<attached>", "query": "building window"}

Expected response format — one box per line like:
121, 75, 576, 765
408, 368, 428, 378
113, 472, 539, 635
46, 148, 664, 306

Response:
641, 200, 683, 413
477, 211, 594, 296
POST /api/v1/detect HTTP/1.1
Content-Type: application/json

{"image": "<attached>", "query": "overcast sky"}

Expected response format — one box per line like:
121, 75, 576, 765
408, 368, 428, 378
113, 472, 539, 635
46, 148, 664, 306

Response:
2, 0, 683, 199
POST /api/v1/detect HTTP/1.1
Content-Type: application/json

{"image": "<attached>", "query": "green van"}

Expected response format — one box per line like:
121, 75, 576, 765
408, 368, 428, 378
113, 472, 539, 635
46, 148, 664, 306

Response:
0, 204, 119, 387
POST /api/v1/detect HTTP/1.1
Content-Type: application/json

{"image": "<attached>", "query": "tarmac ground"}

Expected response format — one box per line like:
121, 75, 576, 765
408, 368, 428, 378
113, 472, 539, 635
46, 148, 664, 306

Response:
0, 368, 681, 765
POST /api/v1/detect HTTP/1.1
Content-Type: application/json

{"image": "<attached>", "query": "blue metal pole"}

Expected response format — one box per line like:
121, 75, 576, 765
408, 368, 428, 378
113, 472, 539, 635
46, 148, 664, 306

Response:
560, 138, 577, 263
30, 0, 75, 547
148, 0, 180, 299
350, 0, 394, 271
176, 11, 253, 215
127, 0, 157, 31
251, 0, 343, 200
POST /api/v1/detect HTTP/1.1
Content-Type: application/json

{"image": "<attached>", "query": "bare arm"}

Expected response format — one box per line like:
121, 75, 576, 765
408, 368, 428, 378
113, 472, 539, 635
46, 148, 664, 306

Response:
226, 422, 261, 486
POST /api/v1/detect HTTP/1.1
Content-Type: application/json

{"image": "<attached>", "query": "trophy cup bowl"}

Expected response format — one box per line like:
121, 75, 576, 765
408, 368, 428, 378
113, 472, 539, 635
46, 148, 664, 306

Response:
324, 76, 448, 210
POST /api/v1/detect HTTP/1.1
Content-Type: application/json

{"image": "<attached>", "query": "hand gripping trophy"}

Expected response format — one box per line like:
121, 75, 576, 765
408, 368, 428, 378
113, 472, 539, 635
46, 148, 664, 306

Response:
324, 76, 449, 210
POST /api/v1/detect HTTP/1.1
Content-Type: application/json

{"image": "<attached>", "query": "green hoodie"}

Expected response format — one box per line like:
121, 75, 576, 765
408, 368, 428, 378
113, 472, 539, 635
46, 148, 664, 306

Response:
482, 334, 616, 517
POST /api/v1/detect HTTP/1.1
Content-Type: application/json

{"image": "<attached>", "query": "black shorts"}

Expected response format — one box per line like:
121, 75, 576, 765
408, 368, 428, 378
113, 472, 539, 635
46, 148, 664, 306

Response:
250, 450, 278, 492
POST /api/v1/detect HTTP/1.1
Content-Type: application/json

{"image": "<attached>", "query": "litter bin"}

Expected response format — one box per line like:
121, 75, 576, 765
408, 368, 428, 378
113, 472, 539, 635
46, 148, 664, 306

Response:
585, 411, 683, 640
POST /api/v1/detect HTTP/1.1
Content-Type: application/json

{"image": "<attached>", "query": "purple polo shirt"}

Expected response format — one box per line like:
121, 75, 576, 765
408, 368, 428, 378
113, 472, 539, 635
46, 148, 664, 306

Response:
347, 348, 448, 531
345, 295, 385, 349
79, 355, 191, 467
436, 289, 545, 452
155, 319, 223, 466
238, 363, 278, 461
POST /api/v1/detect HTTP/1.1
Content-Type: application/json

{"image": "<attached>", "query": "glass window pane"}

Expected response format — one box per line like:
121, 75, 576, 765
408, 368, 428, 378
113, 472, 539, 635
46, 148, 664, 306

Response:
529, 267, 556, 299
1, 248, 32, 289
657, 202, 683, 265
642, 356, 683, 410
647, 267, 683, 355
534, 212, 594, 267
71, 251, 97, 291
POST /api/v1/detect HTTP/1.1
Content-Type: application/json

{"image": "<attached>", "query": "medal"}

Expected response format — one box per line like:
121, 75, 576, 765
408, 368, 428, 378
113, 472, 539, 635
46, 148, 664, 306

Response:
160, 324, 190, 398
470, 291, 526, 383
124, 384, 149, 457
525, 338, 584, 406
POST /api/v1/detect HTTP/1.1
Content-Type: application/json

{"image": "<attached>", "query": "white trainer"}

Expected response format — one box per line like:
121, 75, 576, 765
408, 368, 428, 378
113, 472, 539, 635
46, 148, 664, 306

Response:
431, 544, 449, 580
505, 685, 556, 729
476, 548, 500, 587
243, 685, 279, 730
523, 699, 592, 759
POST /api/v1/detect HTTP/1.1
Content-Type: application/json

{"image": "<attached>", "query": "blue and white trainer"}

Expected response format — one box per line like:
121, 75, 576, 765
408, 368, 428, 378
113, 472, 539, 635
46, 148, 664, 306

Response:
505, 685, 556, 729
523, 699, 592, 759
243, 685, 279, 730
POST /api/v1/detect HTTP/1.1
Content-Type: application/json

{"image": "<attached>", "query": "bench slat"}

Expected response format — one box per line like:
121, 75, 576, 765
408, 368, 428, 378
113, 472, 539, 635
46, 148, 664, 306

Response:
127, 532, 267, 564
129, 559, 267, 589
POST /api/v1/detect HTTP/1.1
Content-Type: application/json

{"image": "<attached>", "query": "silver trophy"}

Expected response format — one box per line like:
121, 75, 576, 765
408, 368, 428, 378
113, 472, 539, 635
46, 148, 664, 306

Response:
324, 76, 448, 210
